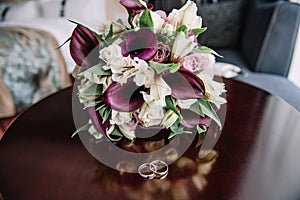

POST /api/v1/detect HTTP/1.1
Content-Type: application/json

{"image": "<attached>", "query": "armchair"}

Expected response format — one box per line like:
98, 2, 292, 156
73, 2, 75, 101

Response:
149, 0, 300, 111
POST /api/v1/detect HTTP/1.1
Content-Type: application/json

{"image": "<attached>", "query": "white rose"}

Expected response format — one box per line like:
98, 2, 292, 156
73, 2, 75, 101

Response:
138, 102, 164, 127
110, 56, 136, 84
99, 44, 123, 70
168, 0, 202, 29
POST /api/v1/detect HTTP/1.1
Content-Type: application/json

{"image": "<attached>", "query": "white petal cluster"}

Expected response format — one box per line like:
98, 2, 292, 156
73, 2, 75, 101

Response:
168, 0, 202, 29
200, 74, 227, 109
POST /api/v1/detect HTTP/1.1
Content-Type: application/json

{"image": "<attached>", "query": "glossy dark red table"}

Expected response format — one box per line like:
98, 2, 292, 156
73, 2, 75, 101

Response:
1, 79, 300, 200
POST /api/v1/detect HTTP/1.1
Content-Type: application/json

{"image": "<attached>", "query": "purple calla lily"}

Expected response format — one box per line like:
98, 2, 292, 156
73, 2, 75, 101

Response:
102, 80, 145, 112
120, 29, 158, 61
70, 25, 100, 68
164, 68, 205, 100
181, 109, 212, 129
86, 107, 110, 136
120, 0, 154, 14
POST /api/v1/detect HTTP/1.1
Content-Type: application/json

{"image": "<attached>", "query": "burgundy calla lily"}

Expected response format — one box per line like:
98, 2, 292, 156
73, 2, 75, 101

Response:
181, 109, 212, 129
120, 0, 154, 14
164, 68, 205, 100
86, 107, 110, 136
70, 25, 100, 68
120, 29, 158, 61
102, 80, 144, 112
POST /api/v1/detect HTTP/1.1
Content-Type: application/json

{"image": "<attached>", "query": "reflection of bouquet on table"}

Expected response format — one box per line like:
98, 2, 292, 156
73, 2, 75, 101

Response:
70, 0, 226, 141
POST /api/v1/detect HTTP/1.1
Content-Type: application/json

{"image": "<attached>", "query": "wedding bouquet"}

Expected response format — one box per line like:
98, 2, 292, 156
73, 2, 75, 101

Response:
70, 0, 226, 141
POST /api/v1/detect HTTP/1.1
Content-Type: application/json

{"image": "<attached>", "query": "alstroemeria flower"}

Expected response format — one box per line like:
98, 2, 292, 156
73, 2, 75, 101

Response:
120, 28, 158, 61
70, 25, 100, 68
199, 74, 227, 109
133, 57, 155, 87
120, 0, 154, 14
103, 79, 144, 112
164, 68, 205, 100
182, 53, 215, 79
141, 76, 172, 107
168, 0, 202, 29
171, 31, 195, 62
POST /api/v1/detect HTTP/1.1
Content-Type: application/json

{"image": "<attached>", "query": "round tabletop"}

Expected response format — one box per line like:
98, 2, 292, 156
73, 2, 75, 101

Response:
1, 79, 300, 200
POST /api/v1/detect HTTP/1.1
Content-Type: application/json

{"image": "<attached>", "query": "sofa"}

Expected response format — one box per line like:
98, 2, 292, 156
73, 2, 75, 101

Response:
149, 0, 300, 111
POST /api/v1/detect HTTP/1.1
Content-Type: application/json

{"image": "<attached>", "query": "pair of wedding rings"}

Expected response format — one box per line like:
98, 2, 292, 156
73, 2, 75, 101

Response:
138, 160, 168, 179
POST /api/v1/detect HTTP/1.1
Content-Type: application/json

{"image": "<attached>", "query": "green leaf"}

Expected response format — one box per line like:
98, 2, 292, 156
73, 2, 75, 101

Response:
139, 9, 154, 29
106, 23, 113, 39
96, 101, 112, 123
169, 121, 192, 139
176, 25, 188, 36
193, 69, 204, 75
192, 27, 207, 36
157, 34, 171, 44
198, 98, 222, 129
196, 125, 207, 134
71, 123, 90, 138
149, 61, 180, 74
192, 46, 223, 58
165, 96, 182, 119
56, 37, 70, 49
79, 62, 112, 76
81, 84, 103, 96
190, 101, 205, 117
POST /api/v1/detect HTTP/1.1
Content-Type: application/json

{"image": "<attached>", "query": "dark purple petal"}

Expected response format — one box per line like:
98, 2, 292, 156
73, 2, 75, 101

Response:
70, 25, 100, 68
103, 80, 144, 112
181, 109, 212, 128
120, 0, 154, 14
121, 29, 157, 61
164, 68, 205, 100
86, 107, 110, 135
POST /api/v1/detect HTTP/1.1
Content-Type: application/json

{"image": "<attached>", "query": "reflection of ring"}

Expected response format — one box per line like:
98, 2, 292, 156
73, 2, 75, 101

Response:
138, 163, 155, 179
150, 160, 168, 179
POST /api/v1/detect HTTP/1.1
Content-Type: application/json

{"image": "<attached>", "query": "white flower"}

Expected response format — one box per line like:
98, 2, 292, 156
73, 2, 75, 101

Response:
200, 74, 227, 109
141, 76, 171, 107
88, 123, 103, 140
110, 110, 132, 125
99, 44, 123, 70
138, 101, 164, 127
168, 0, 202, 29
133, 57, 155, 87
161, 23, 175, 37
98, 19, 127, 36
110, 56, 136, 84
171, 31, 195, 61
119, 125, 136, 140
177, 99, 197, 109
161, 110, 179, 129
133, 10, 165, 33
